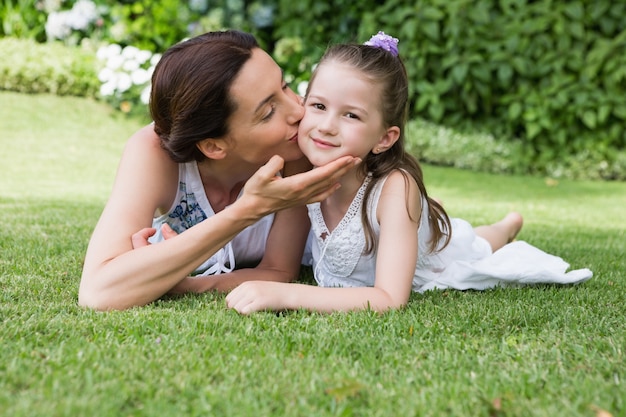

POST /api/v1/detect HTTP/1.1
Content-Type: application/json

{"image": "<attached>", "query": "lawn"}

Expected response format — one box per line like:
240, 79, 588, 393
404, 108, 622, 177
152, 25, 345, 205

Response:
1, 91, 624, 417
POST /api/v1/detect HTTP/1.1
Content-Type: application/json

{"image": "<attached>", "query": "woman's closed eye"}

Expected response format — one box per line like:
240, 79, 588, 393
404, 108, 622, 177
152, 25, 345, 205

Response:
262, 103, 276, 121
261, 82, 293, 121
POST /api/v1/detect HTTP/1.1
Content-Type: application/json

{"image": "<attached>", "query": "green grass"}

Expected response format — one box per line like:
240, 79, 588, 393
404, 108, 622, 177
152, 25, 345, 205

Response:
1, 91, 624, 417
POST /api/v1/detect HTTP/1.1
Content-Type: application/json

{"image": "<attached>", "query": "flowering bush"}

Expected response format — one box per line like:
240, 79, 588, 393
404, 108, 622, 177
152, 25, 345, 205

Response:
44, 0, 103, 45
96, 43, 160, 116
0, 37, 99, 96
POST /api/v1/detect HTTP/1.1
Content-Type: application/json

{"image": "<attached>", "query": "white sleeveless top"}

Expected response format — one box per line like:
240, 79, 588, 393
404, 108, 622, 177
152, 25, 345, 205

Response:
308, 173, 592, 292
149, 161, 274, 276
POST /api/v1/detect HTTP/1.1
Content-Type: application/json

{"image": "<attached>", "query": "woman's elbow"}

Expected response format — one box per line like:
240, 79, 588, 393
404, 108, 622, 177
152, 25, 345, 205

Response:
78, 288, 112, 311
78, 283, 128, 311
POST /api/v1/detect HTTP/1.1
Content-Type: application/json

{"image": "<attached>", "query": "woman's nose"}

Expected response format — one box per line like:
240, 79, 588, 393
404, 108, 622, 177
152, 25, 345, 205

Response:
286, 93, 305, 125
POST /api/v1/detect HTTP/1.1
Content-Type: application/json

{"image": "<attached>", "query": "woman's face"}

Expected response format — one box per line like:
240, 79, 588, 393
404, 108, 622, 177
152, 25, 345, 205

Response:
223, 48, 305, 165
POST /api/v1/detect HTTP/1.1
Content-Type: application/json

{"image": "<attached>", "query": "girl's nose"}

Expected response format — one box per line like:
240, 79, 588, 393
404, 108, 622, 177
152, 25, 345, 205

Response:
318, 114, 337, 135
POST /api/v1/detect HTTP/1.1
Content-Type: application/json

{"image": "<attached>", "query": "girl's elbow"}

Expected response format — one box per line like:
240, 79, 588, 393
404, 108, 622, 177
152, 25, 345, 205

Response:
377, 293, 409, 312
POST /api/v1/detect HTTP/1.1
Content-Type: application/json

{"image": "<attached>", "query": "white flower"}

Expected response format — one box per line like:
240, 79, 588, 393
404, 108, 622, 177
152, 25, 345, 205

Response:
297, 81, 309, 97
98, 67, 114, 83
123, 59, 140, 72
150, 53, 162, 66
66, 0, 98, 30
106, 44, 123, 58
131, 68, 151, 85
115, 73, 133, 93
105, 54, 125, 70
96, 45, 109, 61
41, 0, 62, 13
45, 12, 71, 40
122, 45, 140, 59
140, 85, 152, 104
136, 50, 152, 65
97, 43, 122, 61
100, 81, 116, 97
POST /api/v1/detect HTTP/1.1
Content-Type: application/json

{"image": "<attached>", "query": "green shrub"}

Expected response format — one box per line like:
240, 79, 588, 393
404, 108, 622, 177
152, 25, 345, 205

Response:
0, 0, 47, 41
271, 0, 380, 84
406, 118, 528, 175
3, 0, 624, 180
0, 37, 99, 96
406, 118, 626, 180
356, 0, 626, 175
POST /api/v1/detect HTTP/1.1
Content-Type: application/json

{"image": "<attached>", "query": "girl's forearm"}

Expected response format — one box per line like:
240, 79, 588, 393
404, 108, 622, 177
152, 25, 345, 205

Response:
281, 284, 406, 313
227, 280, 410, 314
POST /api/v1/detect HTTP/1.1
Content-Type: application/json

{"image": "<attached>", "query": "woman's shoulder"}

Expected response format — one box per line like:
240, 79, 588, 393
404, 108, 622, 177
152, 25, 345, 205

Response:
125, 124, 162, 151
115, 124, 179, 211
122, 124, 176, 168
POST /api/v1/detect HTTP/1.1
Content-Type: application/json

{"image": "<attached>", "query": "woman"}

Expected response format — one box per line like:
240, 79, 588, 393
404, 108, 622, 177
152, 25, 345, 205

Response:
78, 30, 358, 311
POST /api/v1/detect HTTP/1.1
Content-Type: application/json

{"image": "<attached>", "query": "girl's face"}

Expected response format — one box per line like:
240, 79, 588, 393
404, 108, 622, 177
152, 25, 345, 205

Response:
298, 61, 398, 167
223, 48, 304, 165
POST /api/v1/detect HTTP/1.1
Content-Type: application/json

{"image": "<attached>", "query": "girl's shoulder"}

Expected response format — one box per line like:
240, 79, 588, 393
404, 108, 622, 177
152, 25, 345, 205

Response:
378, 169, 420, 196
375, 169, 422, 220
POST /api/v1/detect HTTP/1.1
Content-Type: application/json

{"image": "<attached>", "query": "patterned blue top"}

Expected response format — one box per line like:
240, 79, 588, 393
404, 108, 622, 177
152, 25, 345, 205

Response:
149, 161, 274, 276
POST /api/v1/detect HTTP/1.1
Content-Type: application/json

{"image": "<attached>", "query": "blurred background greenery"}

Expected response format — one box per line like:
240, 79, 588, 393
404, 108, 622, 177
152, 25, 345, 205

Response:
1, 0, 625, 180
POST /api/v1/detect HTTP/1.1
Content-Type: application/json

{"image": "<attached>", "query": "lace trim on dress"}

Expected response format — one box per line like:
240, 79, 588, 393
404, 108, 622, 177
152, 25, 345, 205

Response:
313, 175, 372, 278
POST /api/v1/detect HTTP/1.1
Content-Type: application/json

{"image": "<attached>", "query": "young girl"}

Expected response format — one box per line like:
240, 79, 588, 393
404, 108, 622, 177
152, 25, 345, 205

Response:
226, 32, 593, 314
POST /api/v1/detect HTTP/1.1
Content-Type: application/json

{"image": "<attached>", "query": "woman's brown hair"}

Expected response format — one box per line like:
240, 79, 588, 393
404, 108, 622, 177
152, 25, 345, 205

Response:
150, 30, 259, 163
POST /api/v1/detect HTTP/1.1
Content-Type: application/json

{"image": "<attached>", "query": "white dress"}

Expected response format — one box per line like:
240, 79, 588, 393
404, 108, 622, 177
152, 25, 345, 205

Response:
149, 161, 274, 276
307, 174, 592, 292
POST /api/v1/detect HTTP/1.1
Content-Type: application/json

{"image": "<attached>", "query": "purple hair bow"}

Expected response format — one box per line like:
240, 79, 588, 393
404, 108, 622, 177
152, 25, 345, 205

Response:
364, 31, 399, 56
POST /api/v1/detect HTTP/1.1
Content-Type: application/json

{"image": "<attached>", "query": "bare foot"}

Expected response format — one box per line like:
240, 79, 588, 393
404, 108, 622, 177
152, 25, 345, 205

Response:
502, 211, 523, 242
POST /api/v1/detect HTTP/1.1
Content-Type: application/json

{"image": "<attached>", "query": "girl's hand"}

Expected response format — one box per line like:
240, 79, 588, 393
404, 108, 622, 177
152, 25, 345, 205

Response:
226, 281, 292, 314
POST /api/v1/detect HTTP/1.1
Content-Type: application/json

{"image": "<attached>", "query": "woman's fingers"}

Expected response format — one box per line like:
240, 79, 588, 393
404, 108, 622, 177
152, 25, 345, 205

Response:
242, 155, 360, 214
282, 156, 360, 202
131, 227, 157, 248
161, 223, 178, 240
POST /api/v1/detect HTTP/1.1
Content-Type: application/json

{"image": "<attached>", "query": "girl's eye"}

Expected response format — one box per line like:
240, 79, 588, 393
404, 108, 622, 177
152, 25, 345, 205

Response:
312, 103, 325, 110
346, 112, 359, 120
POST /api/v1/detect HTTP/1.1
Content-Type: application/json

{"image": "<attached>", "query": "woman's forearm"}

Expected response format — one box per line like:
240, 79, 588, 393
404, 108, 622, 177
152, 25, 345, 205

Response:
79, 200, 260, 311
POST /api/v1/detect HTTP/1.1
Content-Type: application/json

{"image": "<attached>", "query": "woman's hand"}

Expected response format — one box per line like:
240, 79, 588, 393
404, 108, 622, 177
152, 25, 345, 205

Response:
131, 224, 178, 249
130, 225, 205, 295
238, 155, 360, 217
